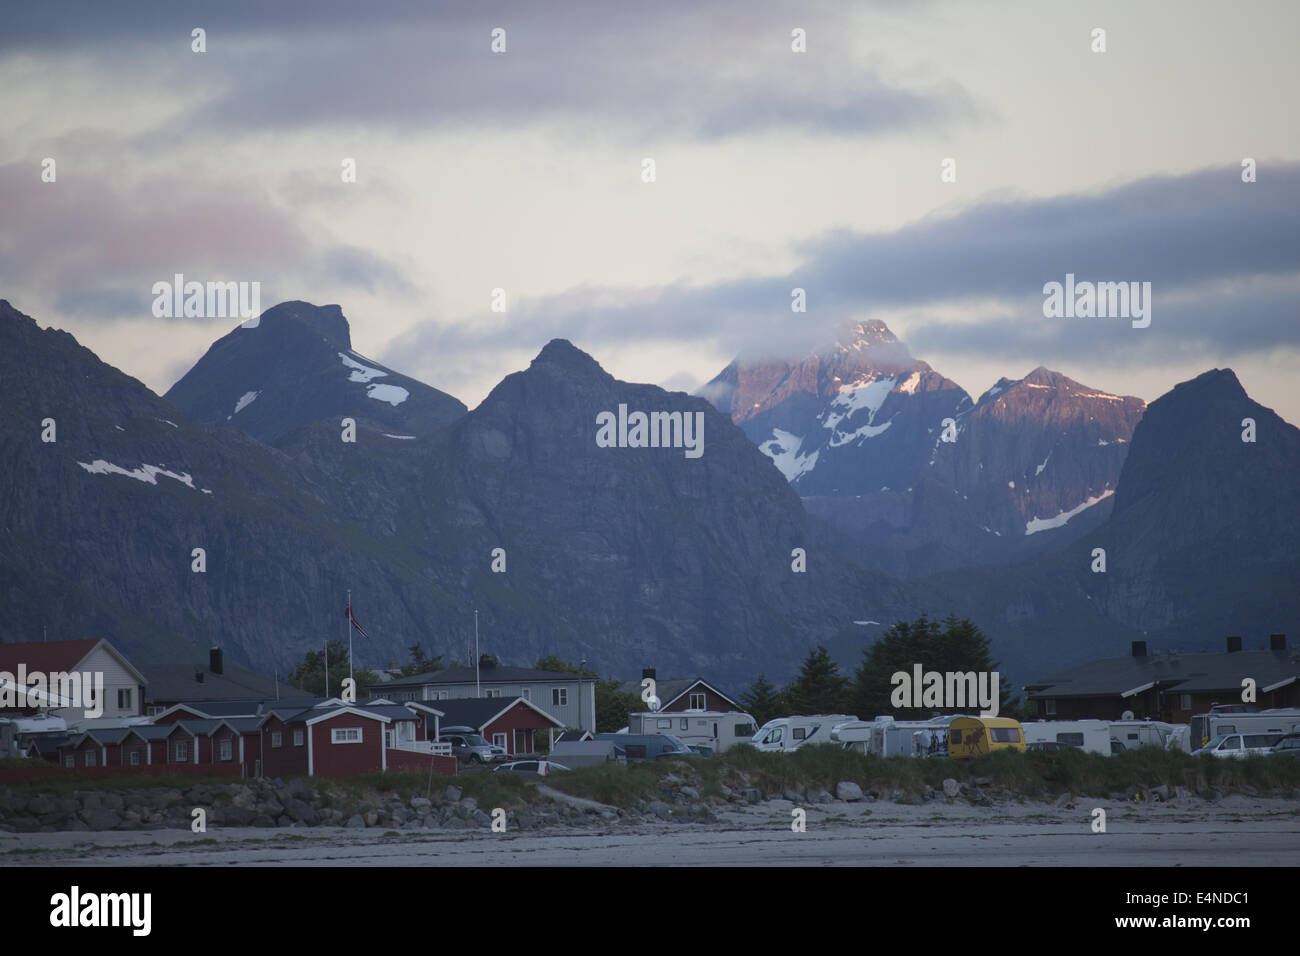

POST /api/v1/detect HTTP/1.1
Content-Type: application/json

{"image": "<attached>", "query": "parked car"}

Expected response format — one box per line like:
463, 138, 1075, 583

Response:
492, 760, 569, 776
1026, 741, 1071, 753
1269, 734, 1300, 757
439, 727, 508, 765
1192, 733, 1284, 758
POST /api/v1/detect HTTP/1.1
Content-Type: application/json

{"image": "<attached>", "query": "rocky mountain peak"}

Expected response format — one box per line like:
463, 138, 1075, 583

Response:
255, 300, 352, 349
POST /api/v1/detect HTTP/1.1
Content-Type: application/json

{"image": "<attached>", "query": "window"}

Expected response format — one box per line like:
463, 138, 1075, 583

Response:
1219, 736, 1241, 751
271, 731, 282, 748
949, 729, 962, 745
129, 749, 141, 766
492, 733, 506, 749
520, 688, 530, 701
85, 750, 97, 767
680, 718, 688, 731
793, 727, 807, 740
219, 739, 233, 761
385, 729, 395, 749
147, 706, 164, 717
175, 741, 188, 762
332, 727, 363, 744
1057, 733, 1084, 747
689, 693, 706, 710
552, 688, 568, 707
657, 719, 672, 729
1179, 694, 1192, 710
990, 727, 1020, 743
1044, 699, 1056, 715
117, 688, 132, 709
1127, 733, 1139, 740
1218, 724, 1236, 734
64, 756, 74, 768
438, 690, 450, 700
1245, 734, 1280, 749
735, 724, 754, 737
293, 729, 304, 747
485, 688, 501, 698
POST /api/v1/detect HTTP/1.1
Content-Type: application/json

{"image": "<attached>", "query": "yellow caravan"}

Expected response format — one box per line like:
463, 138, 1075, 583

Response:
947, 717, 1025, 760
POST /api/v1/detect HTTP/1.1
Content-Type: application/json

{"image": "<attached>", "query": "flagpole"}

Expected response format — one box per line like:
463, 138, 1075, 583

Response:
324, 637, 330, 699
347, 588, 354, 698
475, 609, 480, 698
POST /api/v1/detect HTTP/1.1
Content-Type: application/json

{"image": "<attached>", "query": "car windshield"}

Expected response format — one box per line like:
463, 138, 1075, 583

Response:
1198, 735, 1229, 751
463, 734, 489, 747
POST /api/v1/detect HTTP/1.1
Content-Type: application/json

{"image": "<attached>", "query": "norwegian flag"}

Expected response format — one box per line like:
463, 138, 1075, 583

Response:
344, 603, 370, 638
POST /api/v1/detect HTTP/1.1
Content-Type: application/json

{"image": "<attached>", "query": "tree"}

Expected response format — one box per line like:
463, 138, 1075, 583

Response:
289, 640, 380, 699
785, 645, 849, 715
398, 643, 443, 678
849, 614, 1013, 719
739, 674, 785, 726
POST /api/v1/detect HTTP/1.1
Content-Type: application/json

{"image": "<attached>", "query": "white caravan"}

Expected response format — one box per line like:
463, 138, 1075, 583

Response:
751, 715, 858, 753
1109, 720, 1190, 752
627, 710, 758, 754
1022, 720, 1113, 754
833, 716, 954, 757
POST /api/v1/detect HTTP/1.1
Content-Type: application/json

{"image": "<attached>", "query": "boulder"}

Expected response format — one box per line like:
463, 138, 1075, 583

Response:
942, 778, 961, 798
345, 813, 366, 829
443, 785, 462, 803
835, 782, 864, 802
80, 807, 122, 830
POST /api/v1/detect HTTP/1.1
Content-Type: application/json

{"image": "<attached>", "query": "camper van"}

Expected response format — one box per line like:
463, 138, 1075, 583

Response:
626, 710, 758, 755
833, 716, 954, 757
751, 715, 858, 753
1109, 720, 1190, 753
947, 717, 1025, 759
1022, 720, 1112, 755
1189, 708, 1300, 750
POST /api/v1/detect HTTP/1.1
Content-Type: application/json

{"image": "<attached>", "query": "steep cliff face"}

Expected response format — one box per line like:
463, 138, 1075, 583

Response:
164, 300, 467, 446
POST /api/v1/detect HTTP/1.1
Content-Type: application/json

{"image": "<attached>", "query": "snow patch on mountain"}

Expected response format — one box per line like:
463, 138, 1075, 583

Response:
1024, 489, 1114, 535
339, 352, 387, 383
1035, 453, 1050, 475
78, 459, 197, 490
759, 429, 820, 482
366, 383, 409, 406
233, 390, 259, 415
896, 371, 921, 394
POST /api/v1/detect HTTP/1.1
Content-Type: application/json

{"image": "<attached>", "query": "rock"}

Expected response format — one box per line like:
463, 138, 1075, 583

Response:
739, 788, 761, 804
681, 785, 701, 800
444, 785, 462, 803
284, 799, 318, 825
1149, 785, 1170, 802
648, 800, 674, 821
1053, 792, 1075, 808
443, 816, 468, 830
363, 809, 379, 827
220, 807, 257, 827
411, 797, 432, 810
99, 793, 125, 811
808, 787, 834, 804
782, 789, 804, 803
836, 782, 864, 802
942, 778, 961, 798
25, 796, 55, 816
80, 808, 122, 830
252, 815, 278, 828
286, 777, 314, 799
343, 813, 366, 829
459, 797, 479, 811
972, 776, 993, 787
471, 809, 493, 828
719, 784, 733, 798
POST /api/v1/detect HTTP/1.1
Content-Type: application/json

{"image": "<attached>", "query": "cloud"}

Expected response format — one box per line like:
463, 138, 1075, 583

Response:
381, 162, 1300, 378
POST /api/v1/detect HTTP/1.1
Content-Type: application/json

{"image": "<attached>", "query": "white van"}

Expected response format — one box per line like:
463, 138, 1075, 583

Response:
627, 710, 758, 754
1193, 732, 1285, 758
751, 715, 858, 753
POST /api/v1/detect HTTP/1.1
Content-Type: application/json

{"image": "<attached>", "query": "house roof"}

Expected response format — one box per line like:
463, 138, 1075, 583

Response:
555, 730, 593, 743
0, 639, 100, 674
158, 696, 321, 720
435, 696, 565, 732
377, 665, 593, 689
127, 726, 174, 741
139, 658, 288, 704
1028, 648, 1300, 699
173, 719, 226, 737
71, 727, 134, 747
615, 677, 741, 710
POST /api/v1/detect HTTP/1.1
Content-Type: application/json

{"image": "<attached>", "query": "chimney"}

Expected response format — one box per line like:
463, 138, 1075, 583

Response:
209, 647, 223, 675
1131, 641, 1147, 658
642, 667, 657, 680
1226, 635, 1242, 653
194, 670, 205, 683
1270, 633, 1287, 651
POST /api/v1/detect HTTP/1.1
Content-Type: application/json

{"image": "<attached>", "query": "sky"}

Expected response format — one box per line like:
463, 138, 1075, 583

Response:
2, 0, 1298, 421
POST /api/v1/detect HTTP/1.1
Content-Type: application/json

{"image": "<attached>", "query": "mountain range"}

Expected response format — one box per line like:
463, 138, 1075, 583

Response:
1, 297, 1295, 690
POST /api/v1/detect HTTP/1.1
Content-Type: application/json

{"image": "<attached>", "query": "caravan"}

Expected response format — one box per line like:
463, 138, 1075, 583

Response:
947, 716, 1025, 759
626, 710, 758, 755
751, 715, 857, 753
1022, 720, 1112, 755
832, 716, 954, 757
1109, 720, 1190, 753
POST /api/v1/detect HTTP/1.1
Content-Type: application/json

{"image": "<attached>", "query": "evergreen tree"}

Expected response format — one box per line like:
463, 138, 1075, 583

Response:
785, 645, 849, 715
739, 674, 784, 726
289, 640, 379, 699
398, 643, 443, 677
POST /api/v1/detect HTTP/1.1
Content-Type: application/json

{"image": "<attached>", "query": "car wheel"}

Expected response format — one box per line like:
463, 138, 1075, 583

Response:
469, 754, 481, 764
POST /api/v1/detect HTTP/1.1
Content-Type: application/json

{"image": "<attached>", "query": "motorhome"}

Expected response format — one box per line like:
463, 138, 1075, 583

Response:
1189, 708, 1300, 750
626, 710, 758, 755
833, 716, 954, 757
947, 716, 1025, 759
1022, 720, 1112, 755
751, 715, 858, 753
